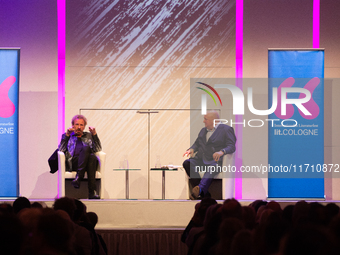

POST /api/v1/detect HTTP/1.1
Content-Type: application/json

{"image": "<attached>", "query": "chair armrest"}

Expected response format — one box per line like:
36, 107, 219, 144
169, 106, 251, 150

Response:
58, 151, 66, 171
57, 151, 66, 197
223, 152, 235, 167
213, 153, 235, 179
95, 151, 106, 199
95, 151, 106, 173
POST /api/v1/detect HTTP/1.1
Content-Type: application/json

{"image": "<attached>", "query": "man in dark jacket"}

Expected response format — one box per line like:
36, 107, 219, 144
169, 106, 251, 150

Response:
58, 115, 102, 199
183, 111, 236, 199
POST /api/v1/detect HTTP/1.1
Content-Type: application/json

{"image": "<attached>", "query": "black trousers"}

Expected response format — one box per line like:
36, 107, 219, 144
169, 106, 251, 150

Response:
183, 158, 220, 195
72, 145, 98, 194
183, 159, 201, 188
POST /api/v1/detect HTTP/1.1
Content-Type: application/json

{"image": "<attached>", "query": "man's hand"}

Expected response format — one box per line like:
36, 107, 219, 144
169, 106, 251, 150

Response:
213, 151, 224, 161
183, 149, 194, 157
66, 127, 74, 136
89, 126, 97, 136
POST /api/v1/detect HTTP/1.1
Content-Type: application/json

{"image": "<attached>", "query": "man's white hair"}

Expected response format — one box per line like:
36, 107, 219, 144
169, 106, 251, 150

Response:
206, 110, 220, 119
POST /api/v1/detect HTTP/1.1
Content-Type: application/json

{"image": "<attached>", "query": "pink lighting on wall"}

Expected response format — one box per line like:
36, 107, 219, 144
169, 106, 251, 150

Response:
57, 0, 65, 140
235, 0, 243, 199
313, 0, 320, 48
58, 0, 65, 197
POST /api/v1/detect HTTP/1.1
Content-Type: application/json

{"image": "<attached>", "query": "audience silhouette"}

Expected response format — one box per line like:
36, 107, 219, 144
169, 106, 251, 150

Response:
0, 196, 107, 255
183, 198, 339, 255
2, 196, 340, 255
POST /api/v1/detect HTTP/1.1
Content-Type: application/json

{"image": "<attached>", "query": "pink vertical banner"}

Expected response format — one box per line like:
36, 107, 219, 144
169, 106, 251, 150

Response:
235, 0, 243, 199
58, 0, 65, 141
58, 0, 65, 197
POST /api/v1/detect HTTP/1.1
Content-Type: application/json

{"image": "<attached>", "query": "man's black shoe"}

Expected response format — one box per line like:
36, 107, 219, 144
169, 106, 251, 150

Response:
197, 191, 211, 200
192, 188, 211, 200
204, 191, 211, 198
89, 190, 100, 199
71, 176, 80, 189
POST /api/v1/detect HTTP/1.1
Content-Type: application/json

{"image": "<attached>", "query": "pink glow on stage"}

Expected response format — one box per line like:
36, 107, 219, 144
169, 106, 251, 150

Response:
235, 0, 243, 199
57, 0, 65, 141
313, 0, 320, 48
58, 0, 65, 198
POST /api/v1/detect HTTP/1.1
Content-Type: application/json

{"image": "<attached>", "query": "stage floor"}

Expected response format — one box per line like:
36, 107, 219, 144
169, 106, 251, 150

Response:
1, 198, 340, 229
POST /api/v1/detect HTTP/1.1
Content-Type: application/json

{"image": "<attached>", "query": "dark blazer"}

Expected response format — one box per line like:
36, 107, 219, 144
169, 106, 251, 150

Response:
48, 149, 59, 173
190, 124, 236, 164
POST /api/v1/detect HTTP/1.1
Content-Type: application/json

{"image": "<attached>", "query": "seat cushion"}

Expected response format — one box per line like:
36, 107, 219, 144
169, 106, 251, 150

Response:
64, 171, 102, 179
